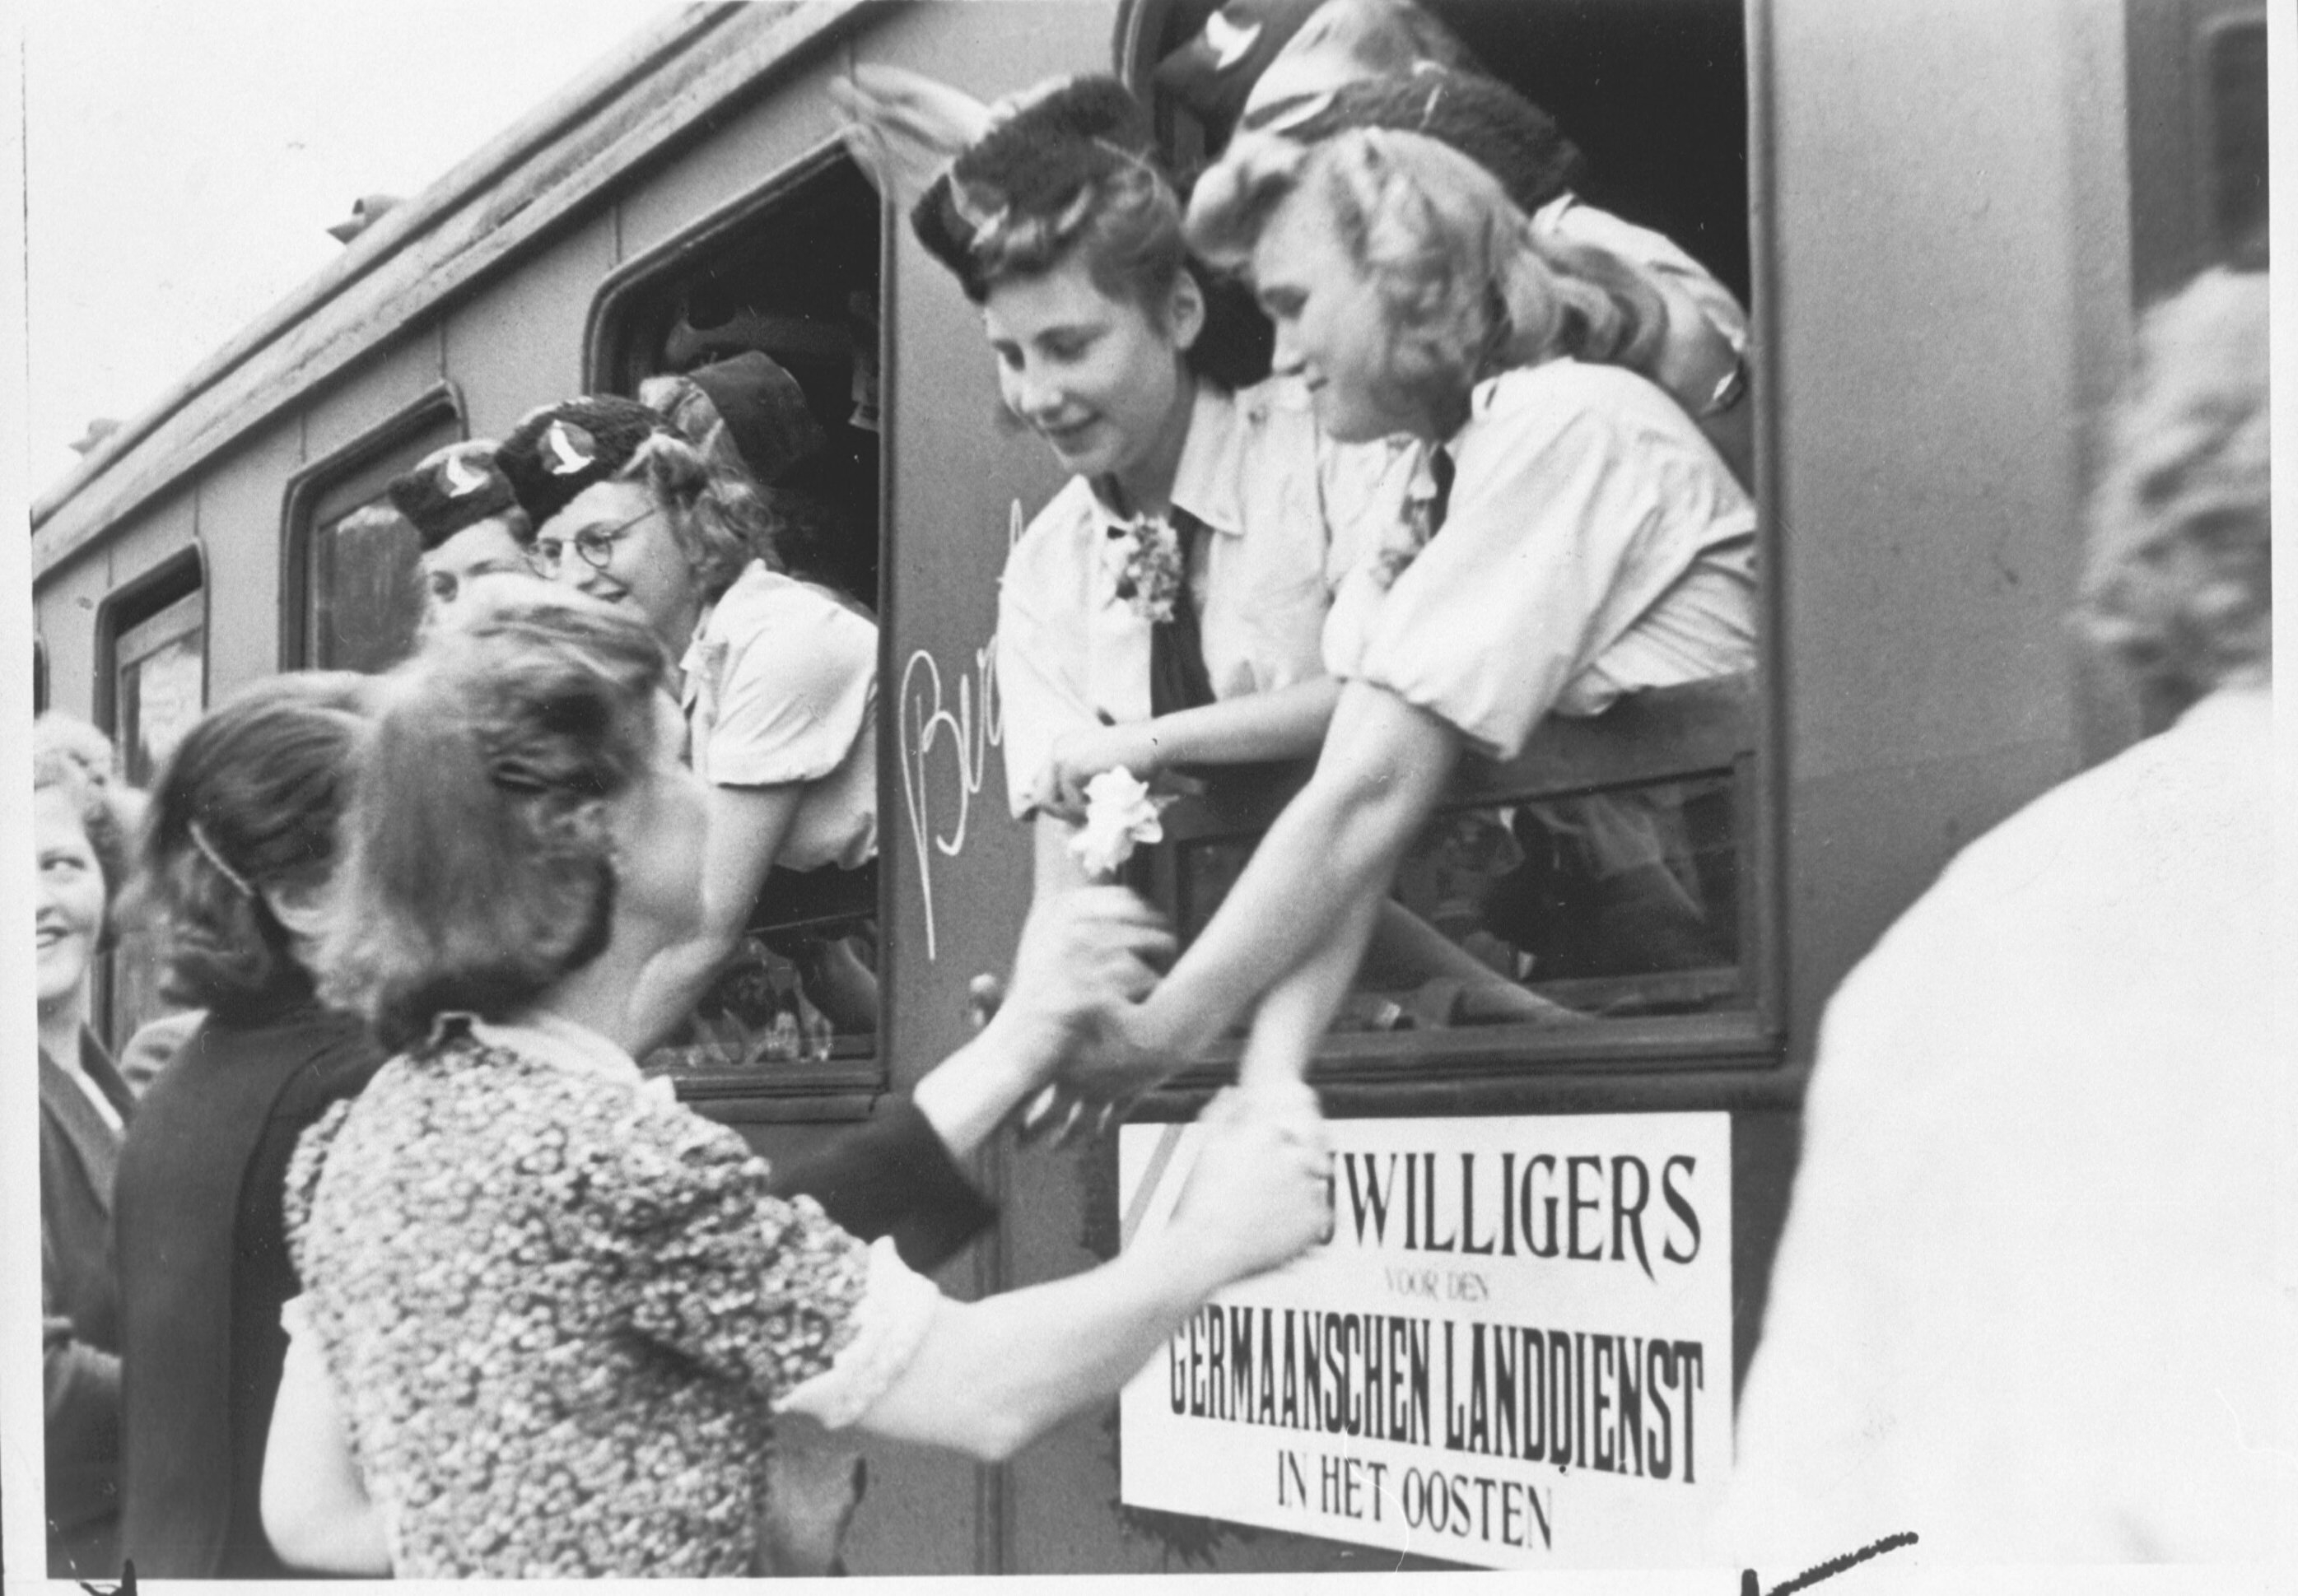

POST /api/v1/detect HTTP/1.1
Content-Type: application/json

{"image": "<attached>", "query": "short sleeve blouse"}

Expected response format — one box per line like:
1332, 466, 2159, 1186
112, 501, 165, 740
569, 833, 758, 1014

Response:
682, 560, 878, 872
281, 1019, 932, 1576
995, 378, 1410, 817
1324, 361, 1758, 761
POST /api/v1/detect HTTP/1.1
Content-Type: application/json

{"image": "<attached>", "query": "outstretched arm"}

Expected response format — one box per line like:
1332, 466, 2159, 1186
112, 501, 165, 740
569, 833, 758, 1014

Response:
1132, 682, 1463, 1059
622, 783, 804, 1055
1032, 679, 1343, 821
840, 1088, 1331, 1459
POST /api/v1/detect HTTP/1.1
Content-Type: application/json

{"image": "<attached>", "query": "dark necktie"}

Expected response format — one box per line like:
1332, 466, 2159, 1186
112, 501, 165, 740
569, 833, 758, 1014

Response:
1425, 445, 1457, 538
1149, 510, 1217, 715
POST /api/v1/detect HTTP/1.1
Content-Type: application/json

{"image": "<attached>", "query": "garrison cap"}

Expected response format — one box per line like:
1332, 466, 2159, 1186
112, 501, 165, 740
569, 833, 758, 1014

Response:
496, 397, 670, 528
1248, 64, 1585, 218
911, 75, 1163, 300
387, 441, 520, 551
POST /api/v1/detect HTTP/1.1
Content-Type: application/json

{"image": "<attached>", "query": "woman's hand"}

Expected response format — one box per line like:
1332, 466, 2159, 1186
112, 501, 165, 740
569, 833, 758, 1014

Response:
1032, 722, 1164, 823
1163, 1087, 1334, 1287
1018, 997, 1186, 1144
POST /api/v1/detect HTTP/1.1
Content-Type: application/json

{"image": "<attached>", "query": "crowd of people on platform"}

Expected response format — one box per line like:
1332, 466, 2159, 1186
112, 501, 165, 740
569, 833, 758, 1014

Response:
35, 0, 2273, 1577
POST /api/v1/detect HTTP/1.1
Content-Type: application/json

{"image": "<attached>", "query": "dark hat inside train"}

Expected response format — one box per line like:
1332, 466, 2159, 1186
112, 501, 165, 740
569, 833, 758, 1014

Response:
387, 441, 520, 551
685, 351, 825, 486
1151, 0, 1329, 137
496, 397, 670, 528
1253, 64, 1585, 218
911, 75, 1163, 300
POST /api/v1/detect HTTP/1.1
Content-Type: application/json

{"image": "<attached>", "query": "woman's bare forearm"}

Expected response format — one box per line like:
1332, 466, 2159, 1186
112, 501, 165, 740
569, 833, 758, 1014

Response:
1140, 684, 1461, 1055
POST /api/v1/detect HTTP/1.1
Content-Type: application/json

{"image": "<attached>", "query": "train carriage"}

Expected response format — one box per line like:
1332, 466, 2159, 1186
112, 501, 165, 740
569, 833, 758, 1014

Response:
27, 0, 2268, 1574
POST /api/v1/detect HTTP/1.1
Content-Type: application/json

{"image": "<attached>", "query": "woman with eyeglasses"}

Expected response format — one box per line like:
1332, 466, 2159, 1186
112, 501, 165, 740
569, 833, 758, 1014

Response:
496, 397, 879, 1057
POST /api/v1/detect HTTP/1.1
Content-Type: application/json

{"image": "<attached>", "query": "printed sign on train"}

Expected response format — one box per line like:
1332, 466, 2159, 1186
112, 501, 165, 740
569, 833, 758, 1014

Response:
1118, 1113, 1731, 1569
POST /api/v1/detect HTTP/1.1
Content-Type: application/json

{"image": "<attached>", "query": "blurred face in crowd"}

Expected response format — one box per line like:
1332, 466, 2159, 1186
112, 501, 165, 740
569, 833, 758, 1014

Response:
35, 784, 105, 1020
982, 253, 1205, 503
532, 481, 703, 650
420, 515, 529, 611
1253, 184, 1435, 444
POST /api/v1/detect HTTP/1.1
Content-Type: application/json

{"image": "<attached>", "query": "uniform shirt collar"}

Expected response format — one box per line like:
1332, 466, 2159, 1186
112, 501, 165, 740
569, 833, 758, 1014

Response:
1085, 384, 1247, 540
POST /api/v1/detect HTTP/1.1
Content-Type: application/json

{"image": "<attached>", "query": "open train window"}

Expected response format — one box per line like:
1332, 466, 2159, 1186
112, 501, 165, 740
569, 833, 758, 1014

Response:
1118, 0, 1771, 1069
283, 387, 461, 672
590, 146, 887, 1103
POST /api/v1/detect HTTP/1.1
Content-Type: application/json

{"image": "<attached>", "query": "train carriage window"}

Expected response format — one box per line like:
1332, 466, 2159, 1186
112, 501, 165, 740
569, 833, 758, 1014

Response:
2201, 16, 2265, 262
1122, 0, 1769, 1063
99, 556, 207, 1049
114, 584, 207, 787
287, 400, 459, 672
590, 148, 886, 1097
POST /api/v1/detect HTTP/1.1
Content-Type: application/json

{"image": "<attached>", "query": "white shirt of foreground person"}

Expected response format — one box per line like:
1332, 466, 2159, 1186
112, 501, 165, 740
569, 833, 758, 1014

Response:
1722, 685, 2283, 1565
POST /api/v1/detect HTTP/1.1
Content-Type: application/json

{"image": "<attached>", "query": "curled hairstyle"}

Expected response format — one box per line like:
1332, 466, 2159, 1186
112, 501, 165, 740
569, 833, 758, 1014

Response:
34, 717, 138, 949
2077, 268, 2271, 708
124, 673, 371, 1016
636, 371, 783, 572
319, 584, 671, 1051
1188, 128, 1662, 425
616, 430, 759, 602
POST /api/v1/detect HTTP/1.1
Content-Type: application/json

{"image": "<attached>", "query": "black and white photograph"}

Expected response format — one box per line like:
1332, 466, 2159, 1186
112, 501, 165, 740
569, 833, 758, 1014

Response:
2, 0, 2287, 1585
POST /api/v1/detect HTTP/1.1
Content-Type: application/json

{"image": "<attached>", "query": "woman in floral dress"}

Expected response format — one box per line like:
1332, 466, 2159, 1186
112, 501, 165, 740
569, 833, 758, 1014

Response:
259, 584, 1331, 1576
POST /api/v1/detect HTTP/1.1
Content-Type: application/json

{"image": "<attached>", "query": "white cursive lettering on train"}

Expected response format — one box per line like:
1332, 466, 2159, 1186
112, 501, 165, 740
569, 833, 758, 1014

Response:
897, 642, 1003, 961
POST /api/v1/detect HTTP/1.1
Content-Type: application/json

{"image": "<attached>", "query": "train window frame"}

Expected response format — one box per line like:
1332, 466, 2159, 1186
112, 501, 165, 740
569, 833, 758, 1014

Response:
586, 138, 893, 1119
1113, 0, 1786, 1091
279, 382, 465, 673
95, 547, 209, 1050
2194, 11, 2265, 262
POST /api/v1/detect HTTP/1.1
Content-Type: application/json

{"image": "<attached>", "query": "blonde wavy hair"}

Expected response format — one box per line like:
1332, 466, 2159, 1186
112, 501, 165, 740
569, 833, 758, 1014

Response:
2077, 268, 2270, 707
1186, 128, 1664, 426
636, 371, 783, 573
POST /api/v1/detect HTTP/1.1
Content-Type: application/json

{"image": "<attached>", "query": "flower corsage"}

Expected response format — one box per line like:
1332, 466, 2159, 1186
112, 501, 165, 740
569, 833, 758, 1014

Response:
1068, 766, 1172, 880
1103, 514, 1186, 623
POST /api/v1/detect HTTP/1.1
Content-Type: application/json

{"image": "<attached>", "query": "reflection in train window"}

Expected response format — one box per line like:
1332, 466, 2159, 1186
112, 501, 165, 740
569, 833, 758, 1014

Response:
103, 559, 207, 1049
592, 148, 885, 1089
291, 412, 459, 672
113, 583, 206, 787
2202, 16, 2265, 261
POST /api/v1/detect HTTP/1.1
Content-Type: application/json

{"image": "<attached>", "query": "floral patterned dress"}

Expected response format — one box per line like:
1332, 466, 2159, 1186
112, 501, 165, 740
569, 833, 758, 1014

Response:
282, 1016, 930, 1577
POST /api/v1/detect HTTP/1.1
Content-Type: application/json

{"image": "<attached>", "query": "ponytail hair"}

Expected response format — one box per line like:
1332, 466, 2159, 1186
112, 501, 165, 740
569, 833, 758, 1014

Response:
318, 584, 669, 1051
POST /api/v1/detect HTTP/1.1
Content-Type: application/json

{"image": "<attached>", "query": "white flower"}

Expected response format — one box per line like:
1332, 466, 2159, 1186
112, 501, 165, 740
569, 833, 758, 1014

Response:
1068, 766, 1167, 879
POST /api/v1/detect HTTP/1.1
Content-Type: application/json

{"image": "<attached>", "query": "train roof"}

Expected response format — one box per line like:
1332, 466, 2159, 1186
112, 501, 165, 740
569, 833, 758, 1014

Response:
32, 0, 875, 579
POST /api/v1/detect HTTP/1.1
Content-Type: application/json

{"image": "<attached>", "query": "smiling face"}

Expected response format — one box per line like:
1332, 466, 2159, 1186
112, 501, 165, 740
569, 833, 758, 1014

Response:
1252, 184, 1436, 444
35, 784, 105, 1019
534, 481, 703, 651
981, 254, 1205, 502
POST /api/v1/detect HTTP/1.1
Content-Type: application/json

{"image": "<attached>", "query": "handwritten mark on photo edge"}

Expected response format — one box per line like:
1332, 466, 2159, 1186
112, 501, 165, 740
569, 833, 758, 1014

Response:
1743, 1530, 1918, 1596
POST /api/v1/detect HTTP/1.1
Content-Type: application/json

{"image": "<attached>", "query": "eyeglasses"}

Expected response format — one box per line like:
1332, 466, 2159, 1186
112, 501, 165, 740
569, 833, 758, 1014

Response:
524, 506, 657, 577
